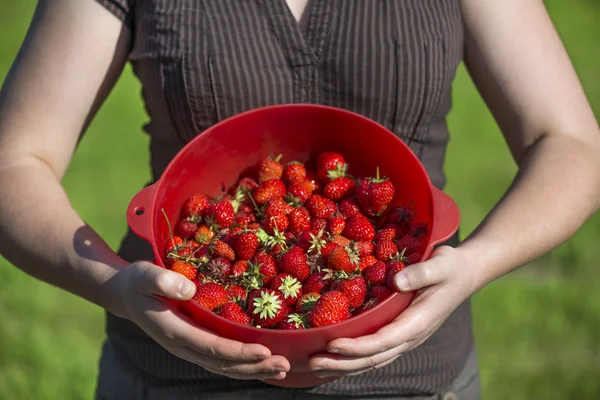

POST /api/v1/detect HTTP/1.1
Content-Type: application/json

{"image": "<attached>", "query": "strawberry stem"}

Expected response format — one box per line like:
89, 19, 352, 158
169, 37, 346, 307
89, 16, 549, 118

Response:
275, 154, 283, 163
161, 208, 176, 250
247, 192, 263, 218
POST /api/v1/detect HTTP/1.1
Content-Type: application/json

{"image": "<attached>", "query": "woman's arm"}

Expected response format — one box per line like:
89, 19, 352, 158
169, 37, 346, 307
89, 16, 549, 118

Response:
309, 0, 600, 375
0, 0, 289, 380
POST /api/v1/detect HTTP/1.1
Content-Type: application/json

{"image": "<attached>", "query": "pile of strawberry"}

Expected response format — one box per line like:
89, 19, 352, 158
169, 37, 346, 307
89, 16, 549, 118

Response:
163, 152, 429, 329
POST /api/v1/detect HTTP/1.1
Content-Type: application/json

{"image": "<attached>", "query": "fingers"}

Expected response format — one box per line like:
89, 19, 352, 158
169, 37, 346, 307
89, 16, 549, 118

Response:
133, 261, 196, 300
393, 247, 453, 291
309, 348, 405, 378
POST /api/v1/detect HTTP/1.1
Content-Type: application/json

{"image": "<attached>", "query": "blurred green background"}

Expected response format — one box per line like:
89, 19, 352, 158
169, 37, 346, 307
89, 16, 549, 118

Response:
1, 1, 599, 399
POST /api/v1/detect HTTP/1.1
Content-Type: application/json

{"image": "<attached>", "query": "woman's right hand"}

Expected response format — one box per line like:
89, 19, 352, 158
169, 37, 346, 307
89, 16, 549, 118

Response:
112, 261, 290, 381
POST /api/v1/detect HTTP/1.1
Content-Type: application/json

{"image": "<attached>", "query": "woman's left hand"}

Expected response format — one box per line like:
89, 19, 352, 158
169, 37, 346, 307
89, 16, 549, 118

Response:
309, 245, 481, 377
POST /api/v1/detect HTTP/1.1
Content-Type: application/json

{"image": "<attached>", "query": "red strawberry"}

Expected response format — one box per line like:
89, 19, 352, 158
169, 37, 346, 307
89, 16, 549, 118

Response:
219, 302, 251, 325
258, 154, 283, 184
364, 260, 387, 286
191, 282, 228, 311
182, 194, 210, 222
234, 211, 256, 227
324, 176, 355, 201
356, 169, 395, 217
371, 286, 392, 302
307, 291, 350, 327
296, 292, 321, 313
286, 183, 312, 203
310, 218, 328, 235
405, 252, 422, 265
176, 220, 198, 239
352, 298, 380, 316
375, 227, 399, 242
358, 254, 378, 272
332, 275, 367, 309
194, 225, 215, 244
304, 171, 322, 193
235, 177, 259, 192
169, 260, 197, 280
328, 215, 346, 235
384, 205, 414, 235
210, 239, 235, 261
354, 241, 374, 257
317, 152, 347, 183
165, 236, 184, 256
339, 197, 362, 218
202, 257, 231, 281
278, 246, 310, 282
282, 162, 307, 186
225, 283, 247, 301
327, 246, 360, 273
288, 207, 311, 236
271, 273, 303, 306
305, 194, 337, 219
303, 271, 332, 294
330, 234, 351, 247
375, 240, 398, 262
233, 231, 259, 260
247, 288, 286, 327
204, 201, 235, 229
277, 313, 307, 330
253, 252, 279, 286
263, 213, 289, 235
386, 259, 406, 291
253, 179, 286, 205
343, 214, 375, 241
321, 241, 338, 260
231, 260, 249, 277
265, 197, 293, 216
396, 235, 428, 256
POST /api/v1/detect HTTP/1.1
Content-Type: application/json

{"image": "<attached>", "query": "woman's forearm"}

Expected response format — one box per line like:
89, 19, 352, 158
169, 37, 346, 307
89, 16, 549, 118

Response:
0, 157, 128, 315
459, 133, 600, 290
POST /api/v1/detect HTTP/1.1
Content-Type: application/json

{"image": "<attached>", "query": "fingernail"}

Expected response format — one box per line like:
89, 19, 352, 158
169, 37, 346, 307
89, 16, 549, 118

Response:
177, 280, 195, 298
395, 272, 410, 291
328, 348, 341, 354
312, 366, 323, 371
274, 367, 287, 372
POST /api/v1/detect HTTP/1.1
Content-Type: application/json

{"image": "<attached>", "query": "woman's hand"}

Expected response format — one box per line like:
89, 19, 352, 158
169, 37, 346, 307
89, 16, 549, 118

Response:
309, 246, 480, 377
112, 261, 290, 381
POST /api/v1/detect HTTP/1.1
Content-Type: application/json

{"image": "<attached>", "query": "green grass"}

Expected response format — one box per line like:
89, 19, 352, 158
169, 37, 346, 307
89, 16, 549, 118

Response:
1, 1, 599, 399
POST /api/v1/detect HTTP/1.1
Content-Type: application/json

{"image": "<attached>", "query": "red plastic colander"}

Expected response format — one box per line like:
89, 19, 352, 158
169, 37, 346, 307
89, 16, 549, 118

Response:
126, 104, 460, 388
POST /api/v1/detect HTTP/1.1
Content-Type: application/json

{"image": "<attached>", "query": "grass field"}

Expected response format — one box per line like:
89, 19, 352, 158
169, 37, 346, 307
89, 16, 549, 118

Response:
1, 1, 599, 399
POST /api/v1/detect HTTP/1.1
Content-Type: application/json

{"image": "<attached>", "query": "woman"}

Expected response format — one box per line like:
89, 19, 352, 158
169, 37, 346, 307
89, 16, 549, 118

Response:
0, 0, 598, 399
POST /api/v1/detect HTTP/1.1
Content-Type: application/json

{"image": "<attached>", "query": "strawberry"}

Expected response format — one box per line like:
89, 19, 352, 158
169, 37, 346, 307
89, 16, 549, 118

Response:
288, 207, 311, 235
305, 194, 337, 219
277, 313, 307, 330
286, 183, 312, 203
182, 194, 210, 222
225, 283, 246, 301
263, 213, 289, 235
375, 227, 399, 242
324, 176, 355, 201
352, 298, 380, 316
386, 259, 406, 291
234, 211, 256, 227
165, 236, 184, 256
202, 257, 232, 281
327, 215, 346, 235
296, 292, 321, 313
327, 245, 360, 273
253, 179, 286, 205
204, 201, 235, 229
310, 218, 328, 235
247, 288, 286, 327
339, 197, 362, 218
321, 241, 338, 261
191, 282, 228, 311
358, 254, 378, 272
271, 273, 303, 306
265, 197, 293, 216
209, 239, 235, 261
303, 271, 332, 293
364, 260, 387, 286
405, 252, 422, 265
235, 177, 259, 192
278, 246, 310, 282
231, 260, 249, 277
343, 214, 375, 241
354, 241, 374, 257
304, 171, 322, 193
371, 286, 392, 302
332, 275, 367, 309
396, 235, 428, 256
219, 302, 251, 325
194, 225, 214, 244
356, 169, 395, 217
410, 222, 430, 238
176, 220, 198, 239
384, 205, 414, 235
330, 234, 351, 247
253, 252, 279, 286
232, 231, 259, 260
375, 240, 398, 262
169, 260, 197, 280
282, 161, 307, 186
307, 291, 350, 327
317, 152, 347, 183
258, 154, 283, 184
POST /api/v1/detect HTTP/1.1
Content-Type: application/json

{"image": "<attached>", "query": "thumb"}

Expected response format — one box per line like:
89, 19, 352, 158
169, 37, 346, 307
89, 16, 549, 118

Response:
393, 258, 443, 292
133, 261, 197, 300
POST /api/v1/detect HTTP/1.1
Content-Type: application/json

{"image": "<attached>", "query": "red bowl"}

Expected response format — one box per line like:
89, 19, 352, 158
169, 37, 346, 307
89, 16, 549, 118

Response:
126, 104, 459, 388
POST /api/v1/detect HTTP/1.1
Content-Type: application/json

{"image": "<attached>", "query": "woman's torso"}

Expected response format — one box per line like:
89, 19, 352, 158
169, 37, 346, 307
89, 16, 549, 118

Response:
102, 0, 474, 396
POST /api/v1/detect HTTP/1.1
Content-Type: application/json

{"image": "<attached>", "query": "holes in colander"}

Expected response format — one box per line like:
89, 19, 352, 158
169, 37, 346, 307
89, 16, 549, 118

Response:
135, 207, 145, 216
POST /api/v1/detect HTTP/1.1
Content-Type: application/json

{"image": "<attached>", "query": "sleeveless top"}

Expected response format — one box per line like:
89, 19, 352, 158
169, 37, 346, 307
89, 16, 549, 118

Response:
96, 0, 474, 396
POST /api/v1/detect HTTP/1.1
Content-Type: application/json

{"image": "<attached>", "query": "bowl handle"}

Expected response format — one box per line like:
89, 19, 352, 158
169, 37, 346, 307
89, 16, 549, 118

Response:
126, 184, 157, 243
424, 187, 460, 258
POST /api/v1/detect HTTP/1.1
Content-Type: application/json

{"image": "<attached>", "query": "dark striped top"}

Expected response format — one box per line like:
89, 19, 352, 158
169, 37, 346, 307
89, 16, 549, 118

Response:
98, 0, 474, 396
